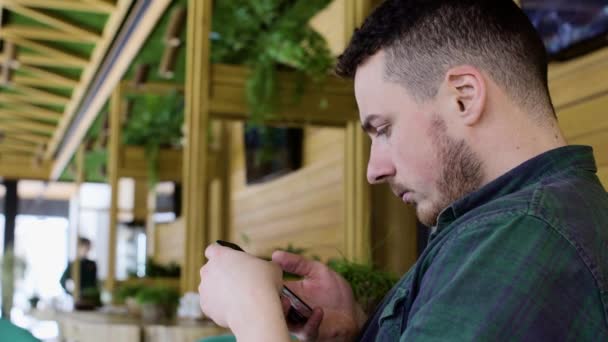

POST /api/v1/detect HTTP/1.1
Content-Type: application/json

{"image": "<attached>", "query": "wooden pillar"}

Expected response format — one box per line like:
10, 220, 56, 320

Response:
71, 144, 86, 302
182, 0, 213, 293
343, 0, 374, 263
1, 179, 18, 319
344, 121, 371, 263
106, 84, 123, 292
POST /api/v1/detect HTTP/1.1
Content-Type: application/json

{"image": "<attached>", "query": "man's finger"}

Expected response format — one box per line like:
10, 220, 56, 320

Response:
290, 307, 323, 342
272, 250, 315, 277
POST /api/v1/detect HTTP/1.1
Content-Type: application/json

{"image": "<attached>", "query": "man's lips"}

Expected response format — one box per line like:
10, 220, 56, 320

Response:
399, 191, 414, 204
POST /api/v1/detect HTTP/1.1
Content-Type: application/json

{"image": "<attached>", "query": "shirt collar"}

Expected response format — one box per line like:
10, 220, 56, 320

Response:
434, 145, 597, 230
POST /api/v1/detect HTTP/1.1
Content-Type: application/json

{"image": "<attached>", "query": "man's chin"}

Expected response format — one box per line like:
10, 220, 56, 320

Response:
416, 204, 439, 227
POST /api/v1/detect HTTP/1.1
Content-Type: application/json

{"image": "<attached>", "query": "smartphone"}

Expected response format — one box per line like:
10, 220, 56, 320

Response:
216, 240, 313, 325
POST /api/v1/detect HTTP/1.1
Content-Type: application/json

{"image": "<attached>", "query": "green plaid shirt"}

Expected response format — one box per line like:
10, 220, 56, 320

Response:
359, 145, 608, 341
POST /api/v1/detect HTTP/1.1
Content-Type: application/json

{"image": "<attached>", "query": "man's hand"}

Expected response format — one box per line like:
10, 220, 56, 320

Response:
272, 251, 367, 342
198, 244, 290, 342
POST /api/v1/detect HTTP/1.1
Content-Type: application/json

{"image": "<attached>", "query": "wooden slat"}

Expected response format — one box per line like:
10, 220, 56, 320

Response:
48, 0, 158, 173
549, 46, 608, 110
19, 65, 80, 87
0, 119, 55, 135
8, 0, 114, 13
558, 93, 608, 141
0, 109, 60, 123
0, 102, 63, 121
0, 141, 39, 153
3, 1, 101, 41
13, 76, 75, 89
3, 131, 49, 144
10, 84, 71, 105
0, 24, 98, 43
18, 54, 87, 68
4, 36, 90, 66
0, 158, 49, 179
81, 0, 116, 13
0, 91, 68, 107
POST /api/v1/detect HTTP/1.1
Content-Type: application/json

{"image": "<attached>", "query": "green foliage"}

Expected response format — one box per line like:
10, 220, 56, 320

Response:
327, 259, 399, 314
211, 0, 334, 120
115, 283, 146, 304
135, 285, 180, 308
122, 91, 184, 186
144, 258, 181, 278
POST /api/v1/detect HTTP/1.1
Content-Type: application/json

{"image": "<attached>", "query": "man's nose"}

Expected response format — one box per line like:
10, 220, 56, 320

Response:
367, 146, 395, 184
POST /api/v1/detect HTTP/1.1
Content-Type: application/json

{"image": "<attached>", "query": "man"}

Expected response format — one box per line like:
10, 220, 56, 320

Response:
198, 0, 608, 340
60, 237, 98, 296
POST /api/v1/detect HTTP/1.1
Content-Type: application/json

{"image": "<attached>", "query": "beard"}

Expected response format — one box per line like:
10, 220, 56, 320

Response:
416, 116, 484, 227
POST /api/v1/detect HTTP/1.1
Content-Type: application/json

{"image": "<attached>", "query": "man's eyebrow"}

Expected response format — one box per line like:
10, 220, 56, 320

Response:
361, 114, 381, 134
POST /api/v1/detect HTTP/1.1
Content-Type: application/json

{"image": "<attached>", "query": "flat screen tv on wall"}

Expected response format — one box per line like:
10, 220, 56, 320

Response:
244, 125, 303, 185
522, 0, 608, 61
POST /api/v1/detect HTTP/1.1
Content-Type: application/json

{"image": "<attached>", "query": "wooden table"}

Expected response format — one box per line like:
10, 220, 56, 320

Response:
29, 309, 228, 342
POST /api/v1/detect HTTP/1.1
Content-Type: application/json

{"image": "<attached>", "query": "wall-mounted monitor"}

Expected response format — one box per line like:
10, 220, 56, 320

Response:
522, 0, 608, 61
244, 125, 303, 185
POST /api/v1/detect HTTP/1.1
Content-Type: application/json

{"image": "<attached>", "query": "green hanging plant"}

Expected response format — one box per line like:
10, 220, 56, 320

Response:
123, 91, 184, 187
211, 0, 334, 121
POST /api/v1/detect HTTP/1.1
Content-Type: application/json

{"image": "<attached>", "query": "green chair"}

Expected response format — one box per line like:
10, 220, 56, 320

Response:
0, 319, 40, 342
198, 335, 236, 342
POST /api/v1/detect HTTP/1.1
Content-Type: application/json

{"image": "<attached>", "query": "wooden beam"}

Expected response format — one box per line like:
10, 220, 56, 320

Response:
81, 0, 116, 13
0, 159, 49, 179
0, 141, 38, 153
208, 64, 357, 126
13, 76, 75, 89
1, 135, 40, 146
3, 1, 101, 41
8, 0, 114, 13
106, 84, 122, 293
0, 24, 98, 43
0, 108, 61, 123
2, 131, 48, 145
0, 91, 68, 107
17, 54, 87, 69
45, 0, 136, 163
10, 84, 71, 105
4, 35, 90, 66
0, 119, 55, 135
0, 101, 63, 121
49, 0, 167, 178
19, 65, 80, 87
182, 0, 213, 293
122, 81, 184, 95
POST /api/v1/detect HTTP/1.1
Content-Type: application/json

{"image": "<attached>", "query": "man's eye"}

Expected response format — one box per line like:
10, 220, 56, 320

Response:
376, 125, 390, 137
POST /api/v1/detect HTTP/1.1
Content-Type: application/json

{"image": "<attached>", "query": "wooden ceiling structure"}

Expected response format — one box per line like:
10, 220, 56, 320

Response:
0, 0, 170, 180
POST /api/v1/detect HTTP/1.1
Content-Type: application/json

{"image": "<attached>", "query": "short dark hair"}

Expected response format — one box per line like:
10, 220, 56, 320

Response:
78, 237, 91, 248
336, 0, 555, 118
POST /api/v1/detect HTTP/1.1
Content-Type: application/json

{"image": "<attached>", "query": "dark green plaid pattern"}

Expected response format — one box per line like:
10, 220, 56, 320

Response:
359, 145, 608, 341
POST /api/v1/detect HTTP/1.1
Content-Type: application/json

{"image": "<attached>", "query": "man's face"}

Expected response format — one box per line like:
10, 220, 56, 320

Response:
355, 51, 483, 226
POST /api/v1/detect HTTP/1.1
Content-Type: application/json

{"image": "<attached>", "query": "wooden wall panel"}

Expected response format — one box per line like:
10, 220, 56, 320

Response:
549, 47, 608, 189
155, 218, 185, 266
310, 0, 347, 56
228, 123, 346, 261
304, 127, 345, 164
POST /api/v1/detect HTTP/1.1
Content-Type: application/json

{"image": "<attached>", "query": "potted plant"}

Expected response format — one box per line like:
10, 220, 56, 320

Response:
327, 259, 399, 314
136, 285, 180, 323
115, 283, 146, 316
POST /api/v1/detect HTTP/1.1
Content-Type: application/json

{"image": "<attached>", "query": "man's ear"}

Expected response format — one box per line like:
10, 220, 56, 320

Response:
445, 66, 486, 126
